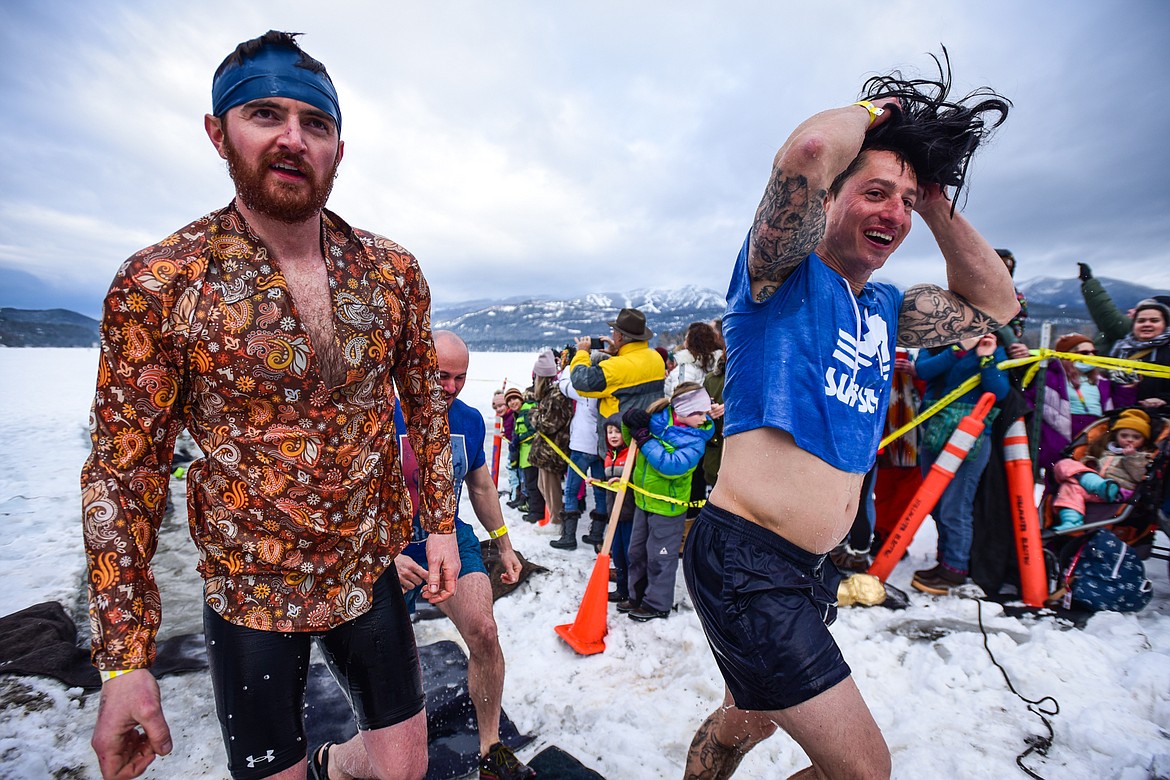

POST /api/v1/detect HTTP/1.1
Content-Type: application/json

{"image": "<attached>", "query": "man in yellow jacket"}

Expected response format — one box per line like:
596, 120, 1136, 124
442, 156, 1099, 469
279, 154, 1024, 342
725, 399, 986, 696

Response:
571, 307, 666, 423
571, 307, 667, 546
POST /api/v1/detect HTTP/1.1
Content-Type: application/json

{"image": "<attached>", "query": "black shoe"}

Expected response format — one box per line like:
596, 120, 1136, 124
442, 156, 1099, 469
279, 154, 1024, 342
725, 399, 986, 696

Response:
608, 589, 628, 603
911, 564, 966, 595
505, 497, 523, 509
829, 543, 871, 573
550, 537, 577, 550
615, 599, 641, 613
628, 605, 670, 622
522, 512, 542, 524
307, 742, 333, 780
479, 741, 536, 780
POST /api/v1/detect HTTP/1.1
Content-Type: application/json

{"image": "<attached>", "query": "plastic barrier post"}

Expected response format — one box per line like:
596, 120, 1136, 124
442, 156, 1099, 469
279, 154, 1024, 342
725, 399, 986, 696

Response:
868, 392, 996, 582
490, 432, 502, 487
490, 380, 507, 486
1003, 417, 1047, 606
555, 440, 639, 655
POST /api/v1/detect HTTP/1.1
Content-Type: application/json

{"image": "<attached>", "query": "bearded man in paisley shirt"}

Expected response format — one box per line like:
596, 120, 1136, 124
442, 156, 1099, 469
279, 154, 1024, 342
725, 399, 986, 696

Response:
82, 30, 459, 780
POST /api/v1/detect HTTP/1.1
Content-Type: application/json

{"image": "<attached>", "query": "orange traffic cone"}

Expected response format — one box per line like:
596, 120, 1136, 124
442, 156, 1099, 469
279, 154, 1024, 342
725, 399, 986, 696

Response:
539, 505, 551, 527
1003, 417, 1047, 606
555, 440, 639, 655
869, 392, 996, 581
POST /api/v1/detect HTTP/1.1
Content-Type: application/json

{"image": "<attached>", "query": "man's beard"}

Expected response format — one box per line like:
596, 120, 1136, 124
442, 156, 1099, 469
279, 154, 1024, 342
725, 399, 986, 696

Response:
223, 133, 340, 224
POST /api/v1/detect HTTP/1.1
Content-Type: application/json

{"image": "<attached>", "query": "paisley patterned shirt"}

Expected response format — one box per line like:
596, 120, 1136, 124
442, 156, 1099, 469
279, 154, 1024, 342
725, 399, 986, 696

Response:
81, 203, 456, 671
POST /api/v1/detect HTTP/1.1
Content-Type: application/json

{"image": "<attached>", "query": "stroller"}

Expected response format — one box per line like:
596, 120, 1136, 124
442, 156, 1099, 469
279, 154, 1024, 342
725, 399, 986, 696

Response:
1039, 408, 1170, 589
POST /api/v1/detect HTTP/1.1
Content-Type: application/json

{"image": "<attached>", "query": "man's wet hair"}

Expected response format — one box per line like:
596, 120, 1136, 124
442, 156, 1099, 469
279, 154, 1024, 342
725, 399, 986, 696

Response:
830, 48, 1011, 213
213, 30, 333, 84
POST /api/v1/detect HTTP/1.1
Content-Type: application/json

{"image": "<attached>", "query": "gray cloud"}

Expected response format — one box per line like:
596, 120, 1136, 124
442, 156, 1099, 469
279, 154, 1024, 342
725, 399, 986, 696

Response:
3, 1, 1168, 319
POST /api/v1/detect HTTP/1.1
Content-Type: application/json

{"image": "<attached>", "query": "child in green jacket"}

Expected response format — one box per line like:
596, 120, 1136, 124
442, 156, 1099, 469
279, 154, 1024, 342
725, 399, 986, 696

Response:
617, 383, 714, 621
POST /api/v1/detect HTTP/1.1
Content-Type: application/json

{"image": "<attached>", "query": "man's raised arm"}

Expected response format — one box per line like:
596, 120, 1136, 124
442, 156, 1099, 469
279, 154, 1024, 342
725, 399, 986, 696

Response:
748, 99, 898, 302
897, 184, 1019, 348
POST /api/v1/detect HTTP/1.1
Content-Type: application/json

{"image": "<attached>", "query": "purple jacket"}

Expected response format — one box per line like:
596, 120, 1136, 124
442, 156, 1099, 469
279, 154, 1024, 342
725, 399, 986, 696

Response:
1026, 361, 1134, 471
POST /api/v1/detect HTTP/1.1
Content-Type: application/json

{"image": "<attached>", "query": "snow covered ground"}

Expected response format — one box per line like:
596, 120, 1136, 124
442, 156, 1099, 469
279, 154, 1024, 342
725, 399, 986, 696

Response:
1, 348, 1168, 779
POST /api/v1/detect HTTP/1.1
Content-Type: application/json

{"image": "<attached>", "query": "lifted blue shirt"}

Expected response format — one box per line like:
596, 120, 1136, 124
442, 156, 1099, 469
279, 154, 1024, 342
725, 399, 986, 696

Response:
722, 231, 903, 474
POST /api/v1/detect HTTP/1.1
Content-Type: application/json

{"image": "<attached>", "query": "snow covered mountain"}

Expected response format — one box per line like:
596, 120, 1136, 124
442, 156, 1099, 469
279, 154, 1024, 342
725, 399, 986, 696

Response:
5, 277, 1168, 351
1014, 276, 1170, 340
433, 285, 727, 351
0, 308, 100, 348
1016, 276, 1167, 310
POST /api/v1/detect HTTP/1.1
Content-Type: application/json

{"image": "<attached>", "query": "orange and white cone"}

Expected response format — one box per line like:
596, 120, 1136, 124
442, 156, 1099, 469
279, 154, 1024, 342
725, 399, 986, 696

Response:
555, 440, 639, 655
1003, 417, 1047, 606
869, 392, 996, 582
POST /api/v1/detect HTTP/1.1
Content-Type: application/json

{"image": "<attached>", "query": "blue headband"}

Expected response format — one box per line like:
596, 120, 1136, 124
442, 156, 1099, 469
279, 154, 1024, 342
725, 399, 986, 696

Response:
212, 44, 341, 133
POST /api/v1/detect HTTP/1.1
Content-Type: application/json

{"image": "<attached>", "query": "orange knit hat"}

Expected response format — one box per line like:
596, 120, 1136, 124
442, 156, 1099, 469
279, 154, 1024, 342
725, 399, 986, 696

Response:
1112, 409, 1151, 440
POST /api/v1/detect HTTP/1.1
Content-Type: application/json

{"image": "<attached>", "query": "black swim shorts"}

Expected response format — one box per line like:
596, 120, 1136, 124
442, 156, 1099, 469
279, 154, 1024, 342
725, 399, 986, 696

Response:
204, 566, 424, 779
682, 502, 849, 711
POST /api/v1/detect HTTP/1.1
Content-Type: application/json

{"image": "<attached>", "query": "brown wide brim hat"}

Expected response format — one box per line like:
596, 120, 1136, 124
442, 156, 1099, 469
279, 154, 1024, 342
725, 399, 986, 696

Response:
607, 307, 654, 341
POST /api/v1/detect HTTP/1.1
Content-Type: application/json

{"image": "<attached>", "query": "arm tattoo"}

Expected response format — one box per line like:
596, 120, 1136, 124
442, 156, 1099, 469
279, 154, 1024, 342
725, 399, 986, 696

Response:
897, 284, 1004, 348
749, 171, 827, 297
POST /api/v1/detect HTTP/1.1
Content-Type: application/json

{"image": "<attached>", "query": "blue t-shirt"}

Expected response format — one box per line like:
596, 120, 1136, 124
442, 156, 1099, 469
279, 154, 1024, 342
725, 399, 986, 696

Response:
394, 397, 487, 544
722, 232, 903, 473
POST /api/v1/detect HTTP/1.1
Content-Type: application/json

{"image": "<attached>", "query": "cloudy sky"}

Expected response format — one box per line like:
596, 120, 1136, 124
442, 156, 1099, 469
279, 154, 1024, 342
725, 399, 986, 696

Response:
3, 1, 1168, 318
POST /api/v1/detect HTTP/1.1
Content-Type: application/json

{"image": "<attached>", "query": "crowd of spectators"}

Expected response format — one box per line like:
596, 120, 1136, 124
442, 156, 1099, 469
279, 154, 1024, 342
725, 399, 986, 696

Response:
493, 262, 1169, 610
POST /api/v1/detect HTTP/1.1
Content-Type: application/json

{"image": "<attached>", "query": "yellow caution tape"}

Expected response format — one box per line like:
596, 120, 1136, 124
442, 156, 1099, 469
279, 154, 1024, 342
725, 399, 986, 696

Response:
540, 349, 1167, 488
536, 432, 705, 508
878, 348, 1170, 451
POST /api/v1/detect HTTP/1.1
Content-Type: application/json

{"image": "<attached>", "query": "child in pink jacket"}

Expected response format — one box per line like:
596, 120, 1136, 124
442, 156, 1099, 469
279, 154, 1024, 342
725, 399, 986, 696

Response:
1051, 409, 1156, 531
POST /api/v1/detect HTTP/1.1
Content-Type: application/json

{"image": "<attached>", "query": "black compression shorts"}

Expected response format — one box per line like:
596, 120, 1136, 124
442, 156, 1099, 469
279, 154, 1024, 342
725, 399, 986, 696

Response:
204, 566, 424, 779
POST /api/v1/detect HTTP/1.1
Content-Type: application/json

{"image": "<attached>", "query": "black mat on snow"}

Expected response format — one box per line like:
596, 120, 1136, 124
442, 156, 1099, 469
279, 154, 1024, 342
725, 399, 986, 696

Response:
0, 601, 207, 690
303, 639, 533, 780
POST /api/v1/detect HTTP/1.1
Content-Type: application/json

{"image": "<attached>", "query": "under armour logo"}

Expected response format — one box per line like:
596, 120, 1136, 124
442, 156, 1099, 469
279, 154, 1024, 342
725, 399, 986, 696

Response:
246, 750, 276, 768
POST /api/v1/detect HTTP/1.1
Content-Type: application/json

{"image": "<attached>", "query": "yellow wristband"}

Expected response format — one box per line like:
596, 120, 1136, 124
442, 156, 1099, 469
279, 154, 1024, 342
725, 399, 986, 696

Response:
853, 100, 884, 126
99, 669, 133, 683
487, 524, 508, 539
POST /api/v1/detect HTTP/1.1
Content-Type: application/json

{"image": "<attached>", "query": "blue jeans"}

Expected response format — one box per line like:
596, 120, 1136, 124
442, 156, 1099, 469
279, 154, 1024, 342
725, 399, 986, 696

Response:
920, 433, 993, 574
563, 449, 606, 513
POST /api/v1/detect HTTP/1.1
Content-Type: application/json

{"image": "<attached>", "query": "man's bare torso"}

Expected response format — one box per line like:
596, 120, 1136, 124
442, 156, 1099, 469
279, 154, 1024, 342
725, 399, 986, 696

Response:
276, 253, 345, 386
708, 427, 863, 554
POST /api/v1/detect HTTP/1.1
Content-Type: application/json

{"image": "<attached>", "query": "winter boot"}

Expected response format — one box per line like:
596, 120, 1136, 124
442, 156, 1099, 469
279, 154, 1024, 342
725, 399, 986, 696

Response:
550, 511, 580, 549
910, 563, 966, 595
581, 511, 607, 546
1050, 508, 1085, 533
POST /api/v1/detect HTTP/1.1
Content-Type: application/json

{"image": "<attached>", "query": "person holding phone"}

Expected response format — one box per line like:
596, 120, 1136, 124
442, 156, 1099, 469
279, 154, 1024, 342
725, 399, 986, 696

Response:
569, 307, 666, 459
